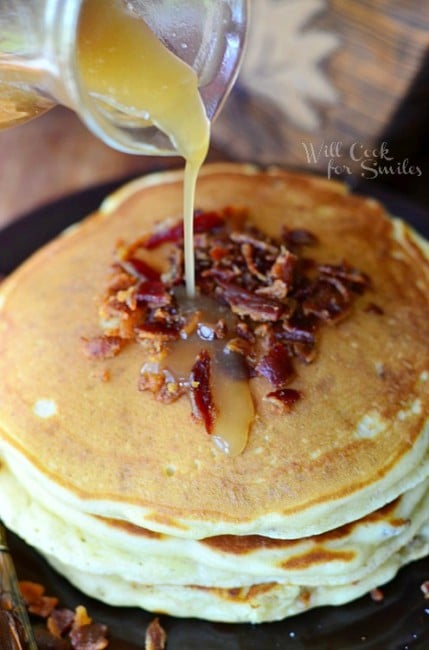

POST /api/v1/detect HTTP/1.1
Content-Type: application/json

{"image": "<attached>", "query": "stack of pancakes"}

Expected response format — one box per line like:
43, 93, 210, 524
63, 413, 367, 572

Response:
0, 164, 428, 623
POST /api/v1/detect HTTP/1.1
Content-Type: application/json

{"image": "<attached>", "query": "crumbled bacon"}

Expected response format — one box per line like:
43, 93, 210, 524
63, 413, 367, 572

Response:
265, 388, 301, 411
85, 206, 372, 440
47, 608, 75, 637
190, 350, 216, 433
19, 582, 168, 650
143, 211, 225, 249
20, 581, 58, 618
82, 335, 125, 360
69, 621, 108, 649
370, 587, 384, 602
255, 343, 295, 386
119, 256, 161, 281
135, 280, 172, 307
219, 282, 283, 322
145, 617, 167, 650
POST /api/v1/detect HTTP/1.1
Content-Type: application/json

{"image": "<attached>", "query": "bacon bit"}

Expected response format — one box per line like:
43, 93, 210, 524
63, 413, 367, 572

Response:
302, 280, 351, 323
230, 230, 277, 254
190, 350, 216, 433
219, 282, 283, 322
255, 343, 295, 386
292, 342, 317, 364
224, 337, 252, 357
421, 580, 429, 599
256, 279, 288, 301
119, 256, 161, 281
209, 245, 229, 262
145, 617, 167, 650
47, 608, 75, 638
265, 388, 301, 411
82, 335, 125, 360
319, 262, 371, 292
269, 248, 297, 287
136, 321, 180, 341
370, 587, 384, 602
72, 606, 92, 630
135, 280, 172, 307
19, 581, 58, 618
236, 321, 255, 343
365, 302, 384, 315
19, 582, 111, 650
241, 243, 269, 282
69, 622, 109, 650
281, 322, 316, 345
143, 211, 225, 249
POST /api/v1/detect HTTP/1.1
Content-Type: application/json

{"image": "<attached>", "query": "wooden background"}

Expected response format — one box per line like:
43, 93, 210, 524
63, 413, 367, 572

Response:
0, 0, 428, 230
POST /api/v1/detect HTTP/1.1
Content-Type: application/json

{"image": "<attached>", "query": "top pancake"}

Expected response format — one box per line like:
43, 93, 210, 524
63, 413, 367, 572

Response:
0, 163, 428, 539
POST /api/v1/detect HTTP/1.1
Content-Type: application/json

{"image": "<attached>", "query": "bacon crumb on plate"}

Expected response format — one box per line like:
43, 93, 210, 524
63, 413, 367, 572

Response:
145, 617, 167, 650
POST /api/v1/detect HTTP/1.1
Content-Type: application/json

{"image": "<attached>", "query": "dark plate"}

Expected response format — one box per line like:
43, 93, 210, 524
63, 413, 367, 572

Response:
1, 177, 429, 649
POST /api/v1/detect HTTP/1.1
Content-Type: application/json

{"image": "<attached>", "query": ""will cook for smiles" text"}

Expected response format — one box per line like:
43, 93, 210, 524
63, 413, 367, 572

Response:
302, 141, 422, 180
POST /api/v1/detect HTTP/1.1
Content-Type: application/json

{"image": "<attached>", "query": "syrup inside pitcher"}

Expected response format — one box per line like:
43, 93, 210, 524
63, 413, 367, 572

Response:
0, 0, 248, 155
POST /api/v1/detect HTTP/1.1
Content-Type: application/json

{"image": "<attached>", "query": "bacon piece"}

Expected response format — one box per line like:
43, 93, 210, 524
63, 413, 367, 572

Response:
135, 280, 172, 307
241, 243, 269, 282
370, 587, 384, 602
281, 321, 316, 345
318, 262, 371, 292
256, 279, 288, 300
19, 581, 58, 618
302, 280, 350, 322
219, 282, 283, 322
230, 230, 277, 254
69, 622, 109, 650
47, 608, 75, 637
136, 321, 180, 341
119, 256, 161, 281
265, 387, 301, 410
145, 617, 167, 650
209, 245, 229, 262
190, 350, 216, 433
143, 211, 225, 249
269, 248, 297, 287
255, 343, 295, 386
81, 335, 125, 360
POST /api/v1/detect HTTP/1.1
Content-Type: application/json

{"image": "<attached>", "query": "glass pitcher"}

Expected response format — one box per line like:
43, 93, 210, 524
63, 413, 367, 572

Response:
0, 0, 248, 155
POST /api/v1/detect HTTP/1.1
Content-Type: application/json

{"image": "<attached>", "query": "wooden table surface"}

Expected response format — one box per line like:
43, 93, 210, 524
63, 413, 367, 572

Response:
1, 0, 429, 230
0, 107, 202, 230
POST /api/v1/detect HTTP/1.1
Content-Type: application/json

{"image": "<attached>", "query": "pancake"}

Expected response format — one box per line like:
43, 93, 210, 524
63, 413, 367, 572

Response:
0, 462, 428, 623
0, 163, 428, 622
